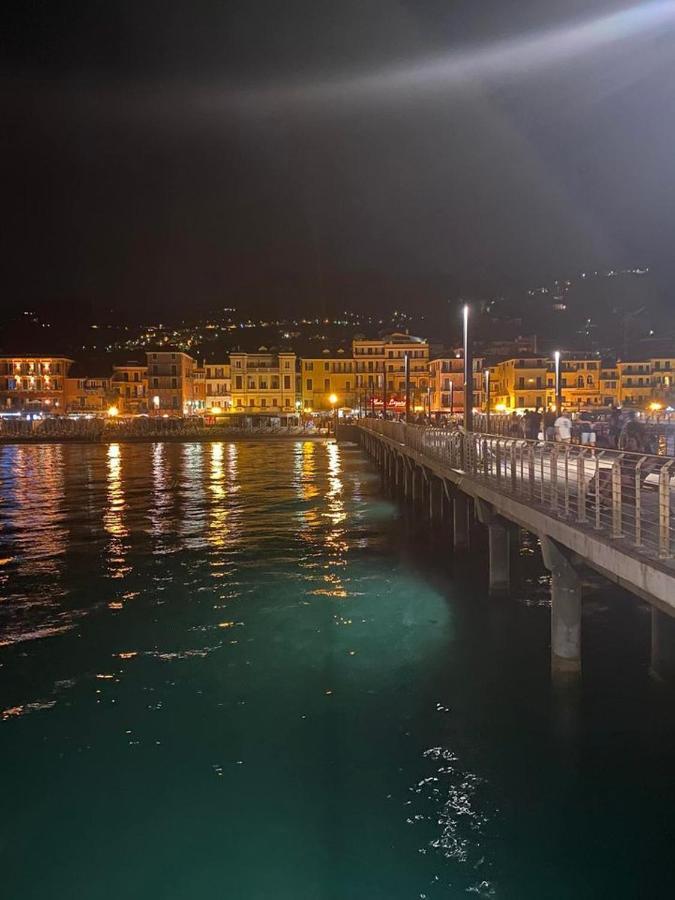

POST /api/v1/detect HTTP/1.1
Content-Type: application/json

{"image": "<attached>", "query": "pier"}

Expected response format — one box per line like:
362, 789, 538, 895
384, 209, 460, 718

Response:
347, 420, 675, 680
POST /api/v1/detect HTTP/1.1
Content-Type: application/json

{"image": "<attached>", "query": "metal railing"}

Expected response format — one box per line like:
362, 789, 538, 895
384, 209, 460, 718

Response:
360, 420, 675, 562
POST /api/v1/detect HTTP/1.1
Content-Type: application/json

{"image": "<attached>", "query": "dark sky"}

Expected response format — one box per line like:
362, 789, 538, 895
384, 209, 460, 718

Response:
3, 0, 675, 322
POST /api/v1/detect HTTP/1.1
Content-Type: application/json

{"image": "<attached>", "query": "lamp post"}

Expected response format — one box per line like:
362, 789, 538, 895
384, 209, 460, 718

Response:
463, 304, 473, 431
554, 350, 562, 413
484, 367, 491, 434
404, 351, 410, 424
329, 393, 338, 434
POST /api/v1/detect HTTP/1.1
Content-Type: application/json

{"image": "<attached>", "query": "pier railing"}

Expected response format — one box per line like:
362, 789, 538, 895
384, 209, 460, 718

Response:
360, 420, 675, 562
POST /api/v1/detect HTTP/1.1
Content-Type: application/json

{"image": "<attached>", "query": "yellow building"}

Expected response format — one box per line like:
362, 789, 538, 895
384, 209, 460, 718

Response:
558, 358, 603, 409
65, 374, 114, 413
352, 333, 429, 411
600, 366, 619, 407
146, 350, 198, 415
0, 356, 73, 413
650, 357, 675, 407
617, 360, 652, 408
203, 362, 232, 412
429, 356, 484, 414
301, 356, 357, 411
230, 351, 297, 413
490, 358, 549, 411
112, 363, 148, 414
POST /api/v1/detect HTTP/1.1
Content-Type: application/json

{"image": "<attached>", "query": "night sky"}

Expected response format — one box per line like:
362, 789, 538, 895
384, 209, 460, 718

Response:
4, 0, 675, 322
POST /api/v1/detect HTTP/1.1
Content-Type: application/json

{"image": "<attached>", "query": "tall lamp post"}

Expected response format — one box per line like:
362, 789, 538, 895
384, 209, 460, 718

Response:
484, 367, 491, 434
463, 304, 473, 431
404, 351, 410, 424
554, 350, 562, 413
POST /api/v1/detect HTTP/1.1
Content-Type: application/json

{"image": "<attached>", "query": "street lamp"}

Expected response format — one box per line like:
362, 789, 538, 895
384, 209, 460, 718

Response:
484, 367, 491, 434
463, 304, 473, 431
554, 350, 562, 412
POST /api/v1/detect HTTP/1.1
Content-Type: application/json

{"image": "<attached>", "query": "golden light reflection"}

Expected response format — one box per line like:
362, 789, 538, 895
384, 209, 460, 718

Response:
209, 442, 227, 550
103, 443, 129, 578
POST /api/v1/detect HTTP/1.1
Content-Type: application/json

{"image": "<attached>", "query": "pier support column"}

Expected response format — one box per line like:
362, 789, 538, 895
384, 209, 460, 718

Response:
429, 477, 443, 524
475, 498, 510, 595
541, 536, 582, 678
453, 492, 469, 551
650, 608, 675, 681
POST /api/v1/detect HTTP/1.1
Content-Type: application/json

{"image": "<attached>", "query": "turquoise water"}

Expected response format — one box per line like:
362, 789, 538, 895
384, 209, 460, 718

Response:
1, 440, 675, 899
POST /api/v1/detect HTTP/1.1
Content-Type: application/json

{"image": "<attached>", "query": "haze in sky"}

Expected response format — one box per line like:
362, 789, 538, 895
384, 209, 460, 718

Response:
3, 0, 675, 320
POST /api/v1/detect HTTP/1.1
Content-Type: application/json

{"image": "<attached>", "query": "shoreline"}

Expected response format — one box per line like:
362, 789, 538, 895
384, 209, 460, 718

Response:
0, 433, 334, 446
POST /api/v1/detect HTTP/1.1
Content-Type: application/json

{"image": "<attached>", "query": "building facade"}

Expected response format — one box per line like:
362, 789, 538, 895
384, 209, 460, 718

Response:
146, 351, 198, 415
0, 356, 73, 412
111, 364, 148, 414
352, 333, 429, 411
301, 356, 357, 411
65, 375, 113, 413
229, 352, 297, 413
203, 362, 232, 412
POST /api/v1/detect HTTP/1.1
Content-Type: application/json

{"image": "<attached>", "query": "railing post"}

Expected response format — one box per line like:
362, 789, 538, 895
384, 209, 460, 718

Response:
659, 460, 674, 558
510, 440, 517, 494
550, 445, 559, 513
563, 445, 570, 518
528, 444, 535, 499
576, 448, 587, 523
611, 455, 623, 538
594, 453, 604, 530
634, 456, 647, 548
495, 440, 502, 484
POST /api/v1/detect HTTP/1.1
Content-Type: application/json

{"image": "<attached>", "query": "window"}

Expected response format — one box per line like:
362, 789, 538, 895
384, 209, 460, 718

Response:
172, 396, 178, 409
324, 362, 329, 371
285, 398, 290, 407
171, 378, 177, 388
272, 377, 279, 390
324, 378, 330, 390
518, 396, 525, 407
249, 399, 255, 406
153, 378, 159, 388
346, 381, 351, 390
306, 379, 313, 390
284, 375, 291, 389
235, 376, 242, 390
235, 360, 242, 369
261, 398, 267, 407
237, 399, 242, 407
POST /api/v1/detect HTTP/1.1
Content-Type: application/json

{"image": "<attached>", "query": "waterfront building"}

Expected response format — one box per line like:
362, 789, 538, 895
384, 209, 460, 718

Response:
0, 356, 73, 413
229, 351, 297, 413
203, 362, 232, 412
146, 350, 198, 415
650, 357, 675, 408
617, 360, 653, 408
353, 333, 429, 411
301, 355, 357, 411
111, 363, 149, 414
600, 365, 619, 407
65, 371, 114, 413
490, 358, 549, 411
557, 358, 603, 409
429, 356, 484, 414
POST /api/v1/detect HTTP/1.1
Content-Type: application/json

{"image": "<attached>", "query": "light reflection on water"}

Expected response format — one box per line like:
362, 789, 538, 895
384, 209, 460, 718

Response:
0, 439, 672, 898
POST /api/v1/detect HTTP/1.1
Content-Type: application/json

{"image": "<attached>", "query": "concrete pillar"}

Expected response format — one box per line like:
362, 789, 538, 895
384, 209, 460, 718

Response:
650, 608, 675, 681
429, 477, 443, 523
541, 536, 582, 678
453, 492, 469, 551
487, 522, 510, 594
475, 498, 510, 594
